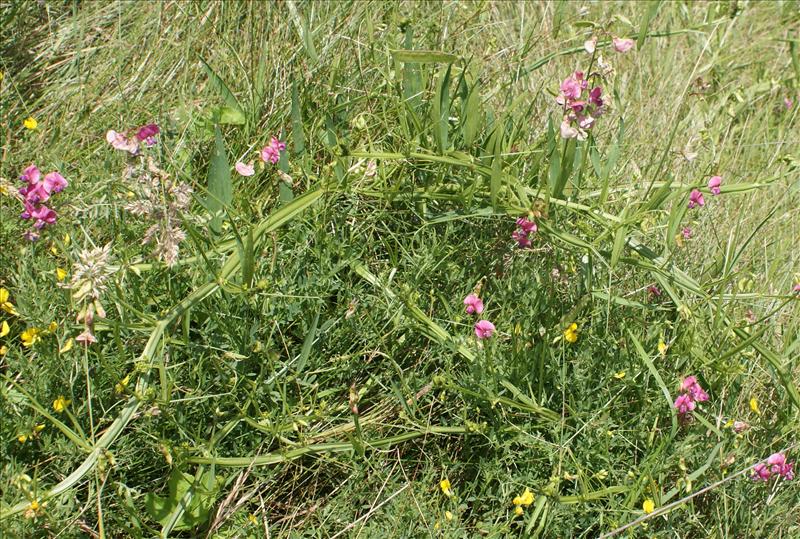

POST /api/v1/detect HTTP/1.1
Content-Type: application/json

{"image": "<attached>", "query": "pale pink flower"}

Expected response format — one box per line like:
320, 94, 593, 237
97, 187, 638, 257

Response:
584, 37, 597, 54
560, 73, 585, 100
463, 293, 484, 315
688, 189, 705, 209
560, 118, 581, 139
733, 420, 749, 433
75, 330, 97, 345
785, 97, 794, 110
474, 320, 495, 339
682, 227, 693, 239
260, 136, 286, 164
612, 37, 635, 53
235, 161, 255, 176
708, 176, 722, 196
673, 393, 695, 415
106, 130, 139, 154
793, 284, 800, 293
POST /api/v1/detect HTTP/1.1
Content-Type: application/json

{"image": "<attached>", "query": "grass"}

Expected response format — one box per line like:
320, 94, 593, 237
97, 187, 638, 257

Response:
1, 1, 800, 537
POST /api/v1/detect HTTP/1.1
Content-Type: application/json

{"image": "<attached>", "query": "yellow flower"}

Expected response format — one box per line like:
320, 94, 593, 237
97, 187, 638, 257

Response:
23, 117, 38, 130
514, 505, 523, 516
445, 510, 453, 521
563, 323, 578, 343
1, 320, 9, 337
21, 327, 41, 347
34, 424, 45, 432
49, 244, 58, 256
29, 500, 40, 511
613, 371, 626, 380
439, 479, 453, 497
513, 488, 534, 506
657, 339, 668, 356
0, 288, 19, 316
60, 338, 73, 354
53, 395, 71, 413
115, 374, 131, 394
64, 233, 71, 246
0, 345, 7, 356
56, 268, 67, 282
18, 434, 28, 443
642, 499, 655, 514
247, 513, 258, 525
47, 321, 58, 333
749, 397, 760, 415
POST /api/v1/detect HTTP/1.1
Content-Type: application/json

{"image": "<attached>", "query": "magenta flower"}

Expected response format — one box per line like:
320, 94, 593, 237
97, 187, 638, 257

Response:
463, 293, 484, 315
556, 72, 604, 139
688, 189, 705, 209
785, 97, 794, 110
512, 230, 532, 248
516, 218, 537, 234
474, 320, 495, 339
752, 463, 771, 481
674, 394, 696, 415
260, 136, 286, 164
708, 176, 722, 196
512, 217, 537, 248
682, 227, 693, 240
135, 123, 160, 146
31, 205, 57, 229
754, 452, 795, 481
680, 376, 709, 402
612, 37, 635, 53
647, 285, 662, 297
18, 164, 67, 236
235, 161, 255, 176
559, 73, 585, 100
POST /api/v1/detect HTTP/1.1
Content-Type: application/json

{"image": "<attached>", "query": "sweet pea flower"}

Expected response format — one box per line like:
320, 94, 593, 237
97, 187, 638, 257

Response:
31, 205, 57, 228
135, 123, 160, 146
584, 37, 597, 54
559, 72, 585, 100
612, 37, 635, 53
516, 217, 537, 234
688, 189, 705, 209
752, 463, 771, 481
785, 97, 794, 110
680, 376, 709, 402
673, 393, 696, 415
474, 320, 495, 339
793, 284, 800, 293
235, 161, 255, 176
106, 130, 139, 154
682, 227, 693, 239
512, 229, 532, 248
463, 293, 484, 315
260, 136, 286, 164
708, 176, 722, 196
75, 329, 97, 346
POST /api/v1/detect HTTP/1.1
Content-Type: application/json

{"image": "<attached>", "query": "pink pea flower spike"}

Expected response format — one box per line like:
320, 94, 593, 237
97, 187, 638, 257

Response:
752, 463, 771, 481
612, 37, 635, 53
474, 320, 495, 339
463, 293, 484, 315
688, 189, 705, 209
708, 176, 722, 196
235, 161, 255, 177
260, 136, 287, 164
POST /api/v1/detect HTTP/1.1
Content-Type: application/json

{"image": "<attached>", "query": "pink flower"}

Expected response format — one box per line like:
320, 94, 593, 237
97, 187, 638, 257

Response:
785, 97, 794, 110
516, 218, 537, 234
679, 376, 698, 393
75, 330, 97, 346
463, 293, 484, 315
647, 285, 662, 297
135, 123, 160, 146
680, 376, 709, 402
584, 37, 597, 54
260, 136, 287, 164
708, 176, 722, 196
765, 452, 795, 481
752, 463, 771, 481
106, 130, 139, 154
43, 172, 68, 194
23, 230, 40, 242
20, 165, 41, 184
733, 420, 749, 433
235, 161, 255, 176
682, 227, 693, 239
589, 87, 604, 108
688, 189, 705, 209
793, 284, 800, 293
673, 394, 696, 415
560, 74, 584, 100
474, 320, 495, 339
512, 230, 532, 248
31, 205, 57, 229
612, 37, 635, 53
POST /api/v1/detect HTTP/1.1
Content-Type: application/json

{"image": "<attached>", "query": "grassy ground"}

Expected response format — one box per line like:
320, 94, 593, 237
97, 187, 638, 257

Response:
2, 1, 800, 537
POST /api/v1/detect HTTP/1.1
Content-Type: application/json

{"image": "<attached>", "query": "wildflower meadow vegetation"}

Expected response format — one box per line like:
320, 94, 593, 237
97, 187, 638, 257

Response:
2, 1, 800, 537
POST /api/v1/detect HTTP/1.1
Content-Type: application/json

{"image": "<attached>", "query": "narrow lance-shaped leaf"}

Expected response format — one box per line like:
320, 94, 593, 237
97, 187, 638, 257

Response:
207, 125, 233, 234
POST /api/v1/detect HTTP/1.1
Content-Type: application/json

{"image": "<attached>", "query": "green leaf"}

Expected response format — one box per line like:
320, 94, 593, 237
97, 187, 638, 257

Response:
462, 80, 482, 147
490, 123, 504, 210
431, 65, 452, 153
200, 57, 244, 119
286, 0, 318, 63
637, 1, 662, 46
206, 126, 233, 235
390, 49, 458, 64
216, 106, 245, 125
291, 79, 306, 156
